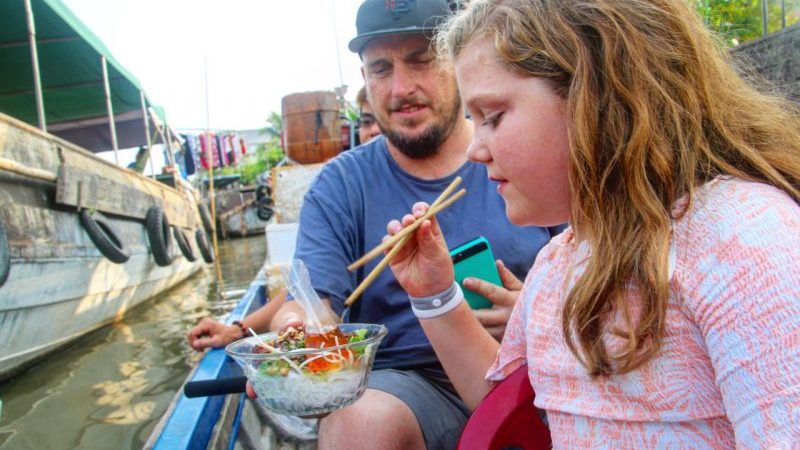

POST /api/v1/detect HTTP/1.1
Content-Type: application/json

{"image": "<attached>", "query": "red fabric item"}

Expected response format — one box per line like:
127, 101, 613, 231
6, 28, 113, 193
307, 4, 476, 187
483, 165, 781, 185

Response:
198, 133, 221, 168
239, 137, 247, 155
457, 364, 551, 450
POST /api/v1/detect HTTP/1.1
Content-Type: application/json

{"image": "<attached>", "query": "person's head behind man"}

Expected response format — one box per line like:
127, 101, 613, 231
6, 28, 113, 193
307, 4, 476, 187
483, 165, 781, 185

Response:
356, 86, 381, 143
349, 0, 462, 160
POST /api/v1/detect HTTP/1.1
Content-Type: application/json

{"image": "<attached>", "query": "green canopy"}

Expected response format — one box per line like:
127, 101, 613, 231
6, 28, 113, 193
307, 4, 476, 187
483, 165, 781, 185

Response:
0, 0, 166, 152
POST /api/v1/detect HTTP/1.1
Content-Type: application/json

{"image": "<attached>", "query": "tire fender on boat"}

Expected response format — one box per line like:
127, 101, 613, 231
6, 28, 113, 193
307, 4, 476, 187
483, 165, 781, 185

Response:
195, 229, 215, 263
173, 226, 196, 262
145, 206, 174, 266
79, 210, 131, 264
255, 183, 271, 201
198, 203, 214, 235
0, 218, 10, 287
257, 196, 274, 222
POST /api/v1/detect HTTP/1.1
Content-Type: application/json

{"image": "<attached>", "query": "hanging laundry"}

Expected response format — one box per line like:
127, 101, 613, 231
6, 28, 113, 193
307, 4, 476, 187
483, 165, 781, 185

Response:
180, 134, 198, 175
192, 135, 202, 170
214, 134, 229, 166
199, 132, 221, 168
227, 134, 239, 165
239, 137, 247, 155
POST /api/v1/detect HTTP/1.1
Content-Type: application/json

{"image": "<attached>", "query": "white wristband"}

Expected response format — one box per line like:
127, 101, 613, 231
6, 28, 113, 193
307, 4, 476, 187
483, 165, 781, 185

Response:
409, 282, 464, 319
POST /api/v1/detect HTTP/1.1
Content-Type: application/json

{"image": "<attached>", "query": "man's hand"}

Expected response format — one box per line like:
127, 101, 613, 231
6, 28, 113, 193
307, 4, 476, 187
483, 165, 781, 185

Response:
186, 318, 243, 351
467, 260, 523, 341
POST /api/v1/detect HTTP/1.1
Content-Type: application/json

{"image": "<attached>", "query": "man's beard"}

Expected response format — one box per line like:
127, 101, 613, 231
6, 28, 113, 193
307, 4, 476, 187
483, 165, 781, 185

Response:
380, 96, 462, 160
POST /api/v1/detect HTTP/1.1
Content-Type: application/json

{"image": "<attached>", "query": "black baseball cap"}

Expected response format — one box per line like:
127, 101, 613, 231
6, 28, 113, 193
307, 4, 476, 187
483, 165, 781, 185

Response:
348, 0, 452, 55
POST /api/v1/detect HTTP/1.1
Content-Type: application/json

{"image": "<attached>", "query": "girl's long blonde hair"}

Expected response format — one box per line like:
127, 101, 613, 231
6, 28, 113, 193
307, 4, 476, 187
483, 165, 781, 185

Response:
438, 0, 800, 375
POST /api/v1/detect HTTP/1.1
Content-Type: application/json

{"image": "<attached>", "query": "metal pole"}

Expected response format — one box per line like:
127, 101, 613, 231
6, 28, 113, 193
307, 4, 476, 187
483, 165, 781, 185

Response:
101, 56, 120, 164
204, 56, 224, 293
350, 118, 356, 148
762, 0, 769, 36
23, 0, 46, 131
331, 0, 344, 88
164, 125, 179, 168
140, 91, 155, 176
164, 125, 180, 187
148, 109, 171, 176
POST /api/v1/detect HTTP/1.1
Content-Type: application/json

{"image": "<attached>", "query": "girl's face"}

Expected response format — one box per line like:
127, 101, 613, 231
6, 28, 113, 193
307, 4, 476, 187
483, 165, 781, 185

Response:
455, 37, 572, 227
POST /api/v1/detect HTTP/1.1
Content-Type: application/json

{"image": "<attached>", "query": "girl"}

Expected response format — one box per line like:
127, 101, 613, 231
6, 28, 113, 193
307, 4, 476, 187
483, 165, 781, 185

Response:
386, 0, 800, 447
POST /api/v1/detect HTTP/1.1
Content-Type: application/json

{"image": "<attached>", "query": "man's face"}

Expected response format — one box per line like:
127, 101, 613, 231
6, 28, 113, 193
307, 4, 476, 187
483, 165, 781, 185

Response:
360, 34, 462, 159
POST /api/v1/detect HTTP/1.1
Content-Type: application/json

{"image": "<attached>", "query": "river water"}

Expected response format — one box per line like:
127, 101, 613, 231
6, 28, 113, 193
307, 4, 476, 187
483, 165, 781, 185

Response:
0, 235, 266, 450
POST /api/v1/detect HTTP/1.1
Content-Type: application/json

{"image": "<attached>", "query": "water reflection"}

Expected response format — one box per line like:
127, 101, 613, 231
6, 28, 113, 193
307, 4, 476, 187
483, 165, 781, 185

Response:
0, 235, 266, 449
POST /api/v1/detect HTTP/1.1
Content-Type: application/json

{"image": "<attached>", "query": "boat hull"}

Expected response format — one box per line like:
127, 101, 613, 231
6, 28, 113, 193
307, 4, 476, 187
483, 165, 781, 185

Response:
0, 113, 206, 381
214, 188, 269, 239
222, 206, 268, 238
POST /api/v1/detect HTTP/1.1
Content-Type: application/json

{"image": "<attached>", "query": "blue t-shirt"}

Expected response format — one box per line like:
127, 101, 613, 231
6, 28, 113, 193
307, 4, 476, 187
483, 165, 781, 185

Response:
294, 136, 563, 370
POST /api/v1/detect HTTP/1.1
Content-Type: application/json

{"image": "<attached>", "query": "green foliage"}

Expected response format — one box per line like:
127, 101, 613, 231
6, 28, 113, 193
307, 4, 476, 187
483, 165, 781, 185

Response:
229, 140, 284, 185
695, 0, 800, 46
263, 142, 286, 167
239, 158, 269, 185
261, 112, 283, 140
342, 103, 360, 123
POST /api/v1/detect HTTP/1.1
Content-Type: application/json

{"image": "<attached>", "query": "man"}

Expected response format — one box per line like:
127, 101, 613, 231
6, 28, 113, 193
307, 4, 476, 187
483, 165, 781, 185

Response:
356, 85, 381, 144
188, 1, 563, 448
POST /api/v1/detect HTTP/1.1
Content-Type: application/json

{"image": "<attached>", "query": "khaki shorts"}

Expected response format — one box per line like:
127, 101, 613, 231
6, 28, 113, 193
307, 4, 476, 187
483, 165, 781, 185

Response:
367, 368, 470, 450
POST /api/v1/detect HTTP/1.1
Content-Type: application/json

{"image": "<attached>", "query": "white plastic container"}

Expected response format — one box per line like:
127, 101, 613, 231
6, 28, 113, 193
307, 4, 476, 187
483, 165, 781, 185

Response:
265, 222, 299, 265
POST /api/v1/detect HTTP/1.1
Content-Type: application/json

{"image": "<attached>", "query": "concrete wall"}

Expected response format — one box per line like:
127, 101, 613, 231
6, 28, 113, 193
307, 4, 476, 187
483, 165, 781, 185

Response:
731, 24, 800, 103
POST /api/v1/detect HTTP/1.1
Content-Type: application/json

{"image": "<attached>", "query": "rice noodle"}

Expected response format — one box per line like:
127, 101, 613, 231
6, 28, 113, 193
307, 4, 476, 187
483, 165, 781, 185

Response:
247, 366, 367, 415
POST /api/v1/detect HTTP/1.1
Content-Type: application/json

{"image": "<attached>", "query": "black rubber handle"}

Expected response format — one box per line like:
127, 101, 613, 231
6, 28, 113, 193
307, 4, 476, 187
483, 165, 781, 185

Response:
184, 376, 247, 398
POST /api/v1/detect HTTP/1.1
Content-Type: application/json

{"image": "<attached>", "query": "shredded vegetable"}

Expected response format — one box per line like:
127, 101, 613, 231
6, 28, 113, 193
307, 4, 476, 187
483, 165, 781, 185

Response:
253, 326, 370, 377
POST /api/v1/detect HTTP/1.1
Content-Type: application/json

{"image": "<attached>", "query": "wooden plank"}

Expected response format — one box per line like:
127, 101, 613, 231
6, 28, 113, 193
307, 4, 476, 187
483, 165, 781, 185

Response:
218, 198, 255, 220
56, 142, 198, 229
57, 164, 155, 216
1, 113, 200, 230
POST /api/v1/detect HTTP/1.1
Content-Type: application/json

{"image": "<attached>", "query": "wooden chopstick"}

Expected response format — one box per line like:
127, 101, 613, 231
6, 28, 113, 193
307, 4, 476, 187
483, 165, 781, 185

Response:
347, 176, 464, 272
343, 178, 466, 307
343, 190, 466, 306
344, 234, 413, 307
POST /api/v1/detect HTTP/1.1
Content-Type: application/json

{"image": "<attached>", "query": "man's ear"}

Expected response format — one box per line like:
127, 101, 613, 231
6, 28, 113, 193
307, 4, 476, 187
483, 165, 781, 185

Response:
360, 65, 366, 81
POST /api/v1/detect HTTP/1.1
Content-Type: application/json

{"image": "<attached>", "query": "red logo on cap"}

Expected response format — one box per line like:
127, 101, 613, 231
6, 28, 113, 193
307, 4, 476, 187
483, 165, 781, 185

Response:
385, 0, 412, 14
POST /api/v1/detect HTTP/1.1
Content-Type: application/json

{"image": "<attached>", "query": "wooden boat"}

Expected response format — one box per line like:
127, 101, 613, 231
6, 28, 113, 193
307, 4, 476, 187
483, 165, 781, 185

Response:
0, 0, 213, 381
201, 176, 273, 239
144, 277, 317, 450
217, 185, 273, 238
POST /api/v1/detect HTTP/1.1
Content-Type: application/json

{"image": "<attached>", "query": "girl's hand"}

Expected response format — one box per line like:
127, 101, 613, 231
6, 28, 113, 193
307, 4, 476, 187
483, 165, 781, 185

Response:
386, 202, 455, 297
469, 259, 524, 340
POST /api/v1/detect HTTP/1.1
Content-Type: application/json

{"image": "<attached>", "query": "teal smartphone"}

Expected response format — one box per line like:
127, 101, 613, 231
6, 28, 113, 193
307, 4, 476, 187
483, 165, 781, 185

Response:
449, 236, 501, 309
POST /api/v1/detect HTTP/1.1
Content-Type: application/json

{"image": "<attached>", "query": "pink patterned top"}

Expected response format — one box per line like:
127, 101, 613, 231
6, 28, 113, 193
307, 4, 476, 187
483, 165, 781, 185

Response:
487, 177, 800, 449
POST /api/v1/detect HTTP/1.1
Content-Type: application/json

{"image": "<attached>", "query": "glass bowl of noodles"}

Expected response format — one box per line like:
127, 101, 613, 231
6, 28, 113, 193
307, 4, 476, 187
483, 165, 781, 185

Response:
225, 323, 388, 416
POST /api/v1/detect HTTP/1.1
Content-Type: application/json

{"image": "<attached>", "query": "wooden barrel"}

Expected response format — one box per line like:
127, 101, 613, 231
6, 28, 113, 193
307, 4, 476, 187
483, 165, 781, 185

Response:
281, 91, 343, 164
